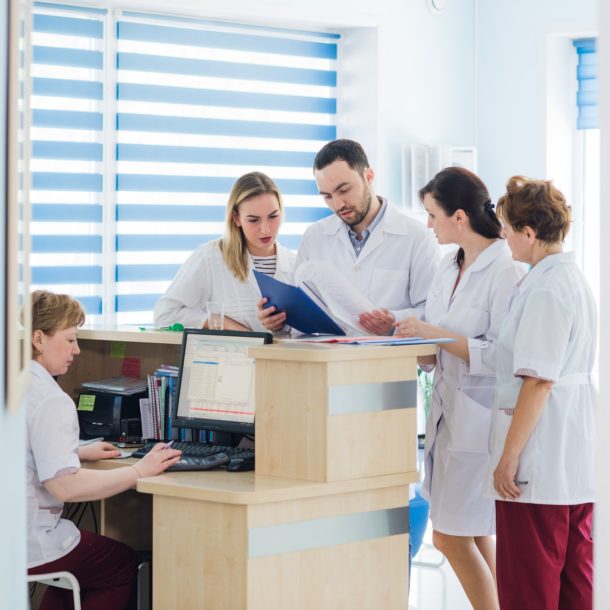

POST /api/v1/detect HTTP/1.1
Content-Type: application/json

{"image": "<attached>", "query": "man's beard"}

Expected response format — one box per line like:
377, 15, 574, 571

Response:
339, 188, 373, 228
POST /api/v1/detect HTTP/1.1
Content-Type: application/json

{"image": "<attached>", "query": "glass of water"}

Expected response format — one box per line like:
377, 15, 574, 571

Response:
206, 301, 225, 330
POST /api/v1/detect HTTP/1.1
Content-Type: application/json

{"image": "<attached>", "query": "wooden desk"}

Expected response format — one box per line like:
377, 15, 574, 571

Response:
95, 459, 417, 610
73, 330, 438, 609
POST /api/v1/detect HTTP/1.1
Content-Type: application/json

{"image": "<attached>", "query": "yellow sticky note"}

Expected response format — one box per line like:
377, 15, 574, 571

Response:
78, 394, 96, 412
110, 342, 126, 359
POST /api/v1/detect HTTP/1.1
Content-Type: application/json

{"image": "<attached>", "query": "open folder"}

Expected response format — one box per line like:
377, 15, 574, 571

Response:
254, 270, 345, 336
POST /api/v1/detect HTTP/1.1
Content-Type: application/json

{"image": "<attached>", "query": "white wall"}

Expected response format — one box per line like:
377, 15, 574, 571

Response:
476, 0, 597, 199
596, 0, 609, 605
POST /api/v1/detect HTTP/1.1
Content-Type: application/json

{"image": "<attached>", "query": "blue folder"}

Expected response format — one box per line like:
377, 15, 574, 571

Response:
254, 270, 346, 336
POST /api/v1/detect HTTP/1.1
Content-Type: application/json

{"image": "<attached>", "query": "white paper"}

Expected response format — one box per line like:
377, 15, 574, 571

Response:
295, 261, 375, 335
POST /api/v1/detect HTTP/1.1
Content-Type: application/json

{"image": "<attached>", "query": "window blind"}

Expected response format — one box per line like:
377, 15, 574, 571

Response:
30, 4, 106, 318
115, 13, 338, 323
573, 38, 597, 130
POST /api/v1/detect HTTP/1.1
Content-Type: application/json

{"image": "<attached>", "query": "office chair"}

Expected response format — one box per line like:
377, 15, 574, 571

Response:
27, 571, 81, 610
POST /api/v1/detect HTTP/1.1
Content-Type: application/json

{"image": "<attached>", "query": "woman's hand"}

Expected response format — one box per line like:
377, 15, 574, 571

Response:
78, 441, 121, 462
358, 308, 395, 336
493, 450, 522, 500
394, 316, 427, 338
134, 443, 182, 477
257, 297, 287, 332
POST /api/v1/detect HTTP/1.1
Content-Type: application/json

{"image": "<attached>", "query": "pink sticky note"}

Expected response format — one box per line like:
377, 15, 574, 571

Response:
122, 357, 141, 378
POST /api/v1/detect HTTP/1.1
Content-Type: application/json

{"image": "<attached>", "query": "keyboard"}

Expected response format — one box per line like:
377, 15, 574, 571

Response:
132, 441, 255, 472
167, 452, 230, 472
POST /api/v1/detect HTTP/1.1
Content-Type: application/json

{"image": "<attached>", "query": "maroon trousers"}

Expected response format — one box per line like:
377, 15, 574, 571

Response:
28, 529, 137, 610
495, 501, 593, 610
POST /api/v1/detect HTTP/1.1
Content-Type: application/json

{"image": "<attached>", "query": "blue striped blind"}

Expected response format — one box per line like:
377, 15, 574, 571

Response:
115, 14, 337, 323
573, 38, 598, 130
30, 7, 338, 324
31, 5, 106, 319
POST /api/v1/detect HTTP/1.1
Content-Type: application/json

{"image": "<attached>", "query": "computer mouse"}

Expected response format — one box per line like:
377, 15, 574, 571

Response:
226, 455, 255, 472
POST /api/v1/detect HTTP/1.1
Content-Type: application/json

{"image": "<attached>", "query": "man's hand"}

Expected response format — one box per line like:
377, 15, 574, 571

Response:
358, 308, 395, 336
257, 297, 287, 332
78, 441, 121, 462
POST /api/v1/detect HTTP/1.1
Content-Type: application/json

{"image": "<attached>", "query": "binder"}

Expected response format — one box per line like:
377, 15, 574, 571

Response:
254, 270, 345, 336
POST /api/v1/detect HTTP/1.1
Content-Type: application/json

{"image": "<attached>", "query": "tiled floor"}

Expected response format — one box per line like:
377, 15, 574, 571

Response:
409, 522, 473, 610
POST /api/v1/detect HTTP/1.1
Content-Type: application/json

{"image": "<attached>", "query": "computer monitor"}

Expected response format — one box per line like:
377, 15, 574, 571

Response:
173, 329, 272, 436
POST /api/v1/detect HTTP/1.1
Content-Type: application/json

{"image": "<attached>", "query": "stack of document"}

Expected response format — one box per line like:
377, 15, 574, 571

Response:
286, 336, 455, 346
81, 376, 148, 395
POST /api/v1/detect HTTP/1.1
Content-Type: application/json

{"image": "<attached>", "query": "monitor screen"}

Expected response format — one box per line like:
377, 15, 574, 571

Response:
173, 329, 272, 435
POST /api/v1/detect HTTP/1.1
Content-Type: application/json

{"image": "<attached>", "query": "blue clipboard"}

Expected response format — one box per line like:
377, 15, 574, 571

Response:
254, 270, 346, 336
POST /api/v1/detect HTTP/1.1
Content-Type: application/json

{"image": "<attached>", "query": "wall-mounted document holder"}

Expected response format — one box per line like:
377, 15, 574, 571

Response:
254, 271, 346, 336
402, 144, 477, 210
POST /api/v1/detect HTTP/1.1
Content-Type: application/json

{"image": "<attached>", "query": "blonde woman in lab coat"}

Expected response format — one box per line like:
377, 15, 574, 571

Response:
396, 167, 525, 610
154, 172, 295, 331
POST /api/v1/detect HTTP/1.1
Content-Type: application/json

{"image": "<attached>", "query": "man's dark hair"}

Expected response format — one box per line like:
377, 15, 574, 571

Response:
313, 139, 370, 174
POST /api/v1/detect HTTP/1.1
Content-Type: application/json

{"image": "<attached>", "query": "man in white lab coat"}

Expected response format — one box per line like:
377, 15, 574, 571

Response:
261, 139, 438, 335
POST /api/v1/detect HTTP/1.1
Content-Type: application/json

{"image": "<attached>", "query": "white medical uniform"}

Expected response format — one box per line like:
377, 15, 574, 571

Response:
295, 199, 439, 321
423, 240, 525, 535
153, 239, 296, 330
485, 252, 596, 504
27, 360, 81, 568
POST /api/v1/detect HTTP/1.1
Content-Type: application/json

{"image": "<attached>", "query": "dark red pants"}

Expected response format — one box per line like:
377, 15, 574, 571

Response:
28, 529, 137, 610
495, 501, 593, 610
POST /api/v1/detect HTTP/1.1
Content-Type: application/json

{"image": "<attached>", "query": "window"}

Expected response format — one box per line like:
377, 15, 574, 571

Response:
573, 38, 599, 305
29, 4, 339, 324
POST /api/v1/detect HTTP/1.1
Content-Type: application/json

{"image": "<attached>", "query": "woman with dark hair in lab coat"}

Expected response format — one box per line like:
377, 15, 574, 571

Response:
396, 167, 525, 610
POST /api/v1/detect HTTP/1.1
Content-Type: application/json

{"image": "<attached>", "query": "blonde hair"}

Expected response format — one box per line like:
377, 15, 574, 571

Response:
220, 172, 283, 281
497, 176, 572, 244
31, 290, 85, 357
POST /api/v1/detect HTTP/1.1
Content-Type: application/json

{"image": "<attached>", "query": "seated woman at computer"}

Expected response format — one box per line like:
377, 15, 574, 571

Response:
154, 172, 296, 331
395, 168, 524, 610
27, 290, 182, 610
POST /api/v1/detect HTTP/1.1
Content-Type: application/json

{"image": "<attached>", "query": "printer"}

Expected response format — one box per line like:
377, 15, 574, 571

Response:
77, 388, 146, 441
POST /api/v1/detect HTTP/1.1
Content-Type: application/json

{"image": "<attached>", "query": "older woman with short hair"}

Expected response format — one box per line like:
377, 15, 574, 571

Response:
487, 176, 596, 610
27, 290, 181, 610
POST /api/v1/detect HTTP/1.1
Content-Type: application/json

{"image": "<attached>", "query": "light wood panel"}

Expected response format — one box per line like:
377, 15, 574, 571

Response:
254, 344, 425, 482
247, 485, 409, 528
256, 360, 330, 481
328, 409, 417, 480
152, 496, 248, 610
327, 356, 417, 385
247, 534, 410, 610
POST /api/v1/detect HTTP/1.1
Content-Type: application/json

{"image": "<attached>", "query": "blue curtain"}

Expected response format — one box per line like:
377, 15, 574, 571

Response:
573, 38, 597, 130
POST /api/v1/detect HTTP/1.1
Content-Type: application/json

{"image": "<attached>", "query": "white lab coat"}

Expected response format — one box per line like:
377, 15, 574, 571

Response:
27, 360, 82, 568
485, 252, 597, 504
295, 199, 439, 322
422, 240, 525, 535
153, 239, 296, 331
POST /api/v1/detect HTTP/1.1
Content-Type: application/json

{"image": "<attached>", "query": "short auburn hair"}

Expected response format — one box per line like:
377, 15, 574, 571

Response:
31, 290, 85, 357
496, 176, 571, 244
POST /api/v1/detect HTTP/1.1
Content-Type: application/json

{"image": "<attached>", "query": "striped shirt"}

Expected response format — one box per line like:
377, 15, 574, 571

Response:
250, 254, 277, 276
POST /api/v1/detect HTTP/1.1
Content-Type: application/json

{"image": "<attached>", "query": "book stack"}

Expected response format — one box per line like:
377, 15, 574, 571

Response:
142, 365, 179, 440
